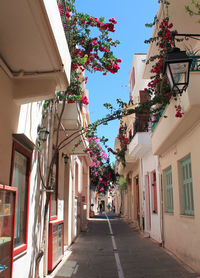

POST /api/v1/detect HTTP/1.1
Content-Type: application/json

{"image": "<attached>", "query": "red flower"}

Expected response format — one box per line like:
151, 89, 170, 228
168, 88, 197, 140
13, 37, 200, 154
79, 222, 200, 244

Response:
65, 11, 71, 18
175, 105, 184, 118
109, 18, 117, 24
81, 96, 89, 105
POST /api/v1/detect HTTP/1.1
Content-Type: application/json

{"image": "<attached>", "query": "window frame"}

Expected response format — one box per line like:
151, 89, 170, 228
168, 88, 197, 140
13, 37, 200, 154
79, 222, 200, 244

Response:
164, 166, 174, 213
75, 162, 79, 197
10, 140, 32, 256
179, 154, 194, 216
49, 150, 59, 221
151, 171, 158, 214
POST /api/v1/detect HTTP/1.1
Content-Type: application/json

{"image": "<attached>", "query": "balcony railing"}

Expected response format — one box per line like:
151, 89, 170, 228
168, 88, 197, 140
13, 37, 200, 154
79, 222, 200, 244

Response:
190, 55, 200, 72
151, 107, 166, 132
129, 116, 149, 143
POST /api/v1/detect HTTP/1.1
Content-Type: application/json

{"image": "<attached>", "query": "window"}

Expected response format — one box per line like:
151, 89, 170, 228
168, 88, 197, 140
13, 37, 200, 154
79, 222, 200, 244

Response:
180, 155, 194, 216
10, 141, 32, 255
75, 162, 79, 197
152, 171, 157, 214
50, 151, 59, 220
164, 166, 174, 213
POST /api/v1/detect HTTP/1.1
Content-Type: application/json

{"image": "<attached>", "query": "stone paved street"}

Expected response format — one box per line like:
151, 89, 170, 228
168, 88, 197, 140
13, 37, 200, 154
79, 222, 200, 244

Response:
54, 214, 200, 278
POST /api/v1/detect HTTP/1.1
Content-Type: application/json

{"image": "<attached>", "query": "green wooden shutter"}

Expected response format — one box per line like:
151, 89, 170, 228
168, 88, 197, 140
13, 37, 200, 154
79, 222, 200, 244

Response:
181, 155, 194, 216
165, 166, 173, 213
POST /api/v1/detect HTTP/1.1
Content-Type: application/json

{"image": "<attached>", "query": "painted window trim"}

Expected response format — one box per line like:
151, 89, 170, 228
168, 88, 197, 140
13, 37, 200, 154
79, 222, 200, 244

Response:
164, 166, 174, 213
10, 140, 32, 256
152, 171, 158, 214
180, 155, 194, 216
75, 162, 79, 197
49, 150, 59, 221
0, 184, 17, 278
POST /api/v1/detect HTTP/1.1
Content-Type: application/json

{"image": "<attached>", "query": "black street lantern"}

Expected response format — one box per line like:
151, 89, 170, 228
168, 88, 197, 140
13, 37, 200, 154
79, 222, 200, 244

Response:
63, 154, 69, 164
37, 125, 49, 142
62, 153, 69, 164
163, 47, 193, 94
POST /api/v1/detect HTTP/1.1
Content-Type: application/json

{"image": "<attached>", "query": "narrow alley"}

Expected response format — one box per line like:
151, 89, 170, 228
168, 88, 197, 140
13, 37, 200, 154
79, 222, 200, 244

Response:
53, 213, 199, 278
2, 2, 200, 277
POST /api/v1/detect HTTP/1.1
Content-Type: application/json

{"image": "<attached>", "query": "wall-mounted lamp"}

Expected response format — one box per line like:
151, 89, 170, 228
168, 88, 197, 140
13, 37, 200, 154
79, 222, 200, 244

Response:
37, 125, 49, 142
62, 153, 69, 164
163, 32, 200, 94
163, 47, 192, 95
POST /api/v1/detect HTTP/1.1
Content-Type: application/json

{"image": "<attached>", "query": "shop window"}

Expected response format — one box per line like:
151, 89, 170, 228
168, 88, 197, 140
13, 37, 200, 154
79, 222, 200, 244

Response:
48, 220, 64, 271
180, 155, 194, 216
0, 185, 17, 278
50, 151, 58, 220
164, 166, 174, 213
10, 141, 32, 255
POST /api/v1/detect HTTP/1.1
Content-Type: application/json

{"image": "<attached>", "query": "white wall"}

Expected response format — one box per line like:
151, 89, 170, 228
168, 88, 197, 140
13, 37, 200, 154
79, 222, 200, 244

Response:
130, 54, 149, 100
142, 151, 161, 243
13, 101, 46, 278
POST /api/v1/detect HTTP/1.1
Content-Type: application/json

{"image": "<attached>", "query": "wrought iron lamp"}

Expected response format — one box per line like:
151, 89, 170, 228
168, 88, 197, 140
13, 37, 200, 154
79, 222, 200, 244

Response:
163, 32, 200, 94
37, 125, 49, 142
62, 153, 69, 164
163, 47, 192, 94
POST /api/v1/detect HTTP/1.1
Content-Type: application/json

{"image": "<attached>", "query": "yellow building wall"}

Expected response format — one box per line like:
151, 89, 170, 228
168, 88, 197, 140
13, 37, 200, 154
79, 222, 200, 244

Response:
160, 121, 200, 272
0, 69, 20, 184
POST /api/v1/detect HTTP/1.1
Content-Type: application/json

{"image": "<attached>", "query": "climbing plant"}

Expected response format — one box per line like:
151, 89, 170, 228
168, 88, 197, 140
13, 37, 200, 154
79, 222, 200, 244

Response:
85, 136, 116, 193
56, 0, 121, 103
185, 0, 200, 23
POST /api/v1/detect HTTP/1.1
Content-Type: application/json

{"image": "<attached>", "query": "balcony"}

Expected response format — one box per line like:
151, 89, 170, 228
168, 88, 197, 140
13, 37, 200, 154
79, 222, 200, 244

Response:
128, 113, 151, 158
129, 132, 152, 158
58, 102, 89, 155
59, 102, 82, 130
117, 158, 139, 176
152, 70, 200, 155
0, 0, 71, 104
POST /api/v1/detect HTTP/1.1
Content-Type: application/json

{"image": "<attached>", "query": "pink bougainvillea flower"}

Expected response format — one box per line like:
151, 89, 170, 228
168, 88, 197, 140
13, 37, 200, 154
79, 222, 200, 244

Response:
81, 96, 89, 105
109, 17, 117, 24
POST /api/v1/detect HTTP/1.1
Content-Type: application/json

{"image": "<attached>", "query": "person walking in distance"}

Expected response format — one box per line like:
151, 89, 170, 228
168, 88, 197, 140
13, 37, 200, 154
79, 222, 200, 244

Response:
99, 202, 103, 214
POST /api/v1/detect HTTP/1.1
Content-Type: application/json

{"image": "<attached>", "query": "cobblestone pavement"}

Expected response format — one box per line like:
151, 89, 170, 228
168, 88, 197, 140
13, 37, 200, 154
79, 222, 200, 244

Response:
54, 213, 200, 278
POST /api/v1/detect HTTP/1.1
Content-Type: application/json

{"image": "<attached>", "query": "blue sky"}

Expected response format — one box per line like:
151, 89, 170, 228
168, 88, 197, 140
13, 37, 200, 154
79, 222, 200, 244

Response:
76, 0, 159, 163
